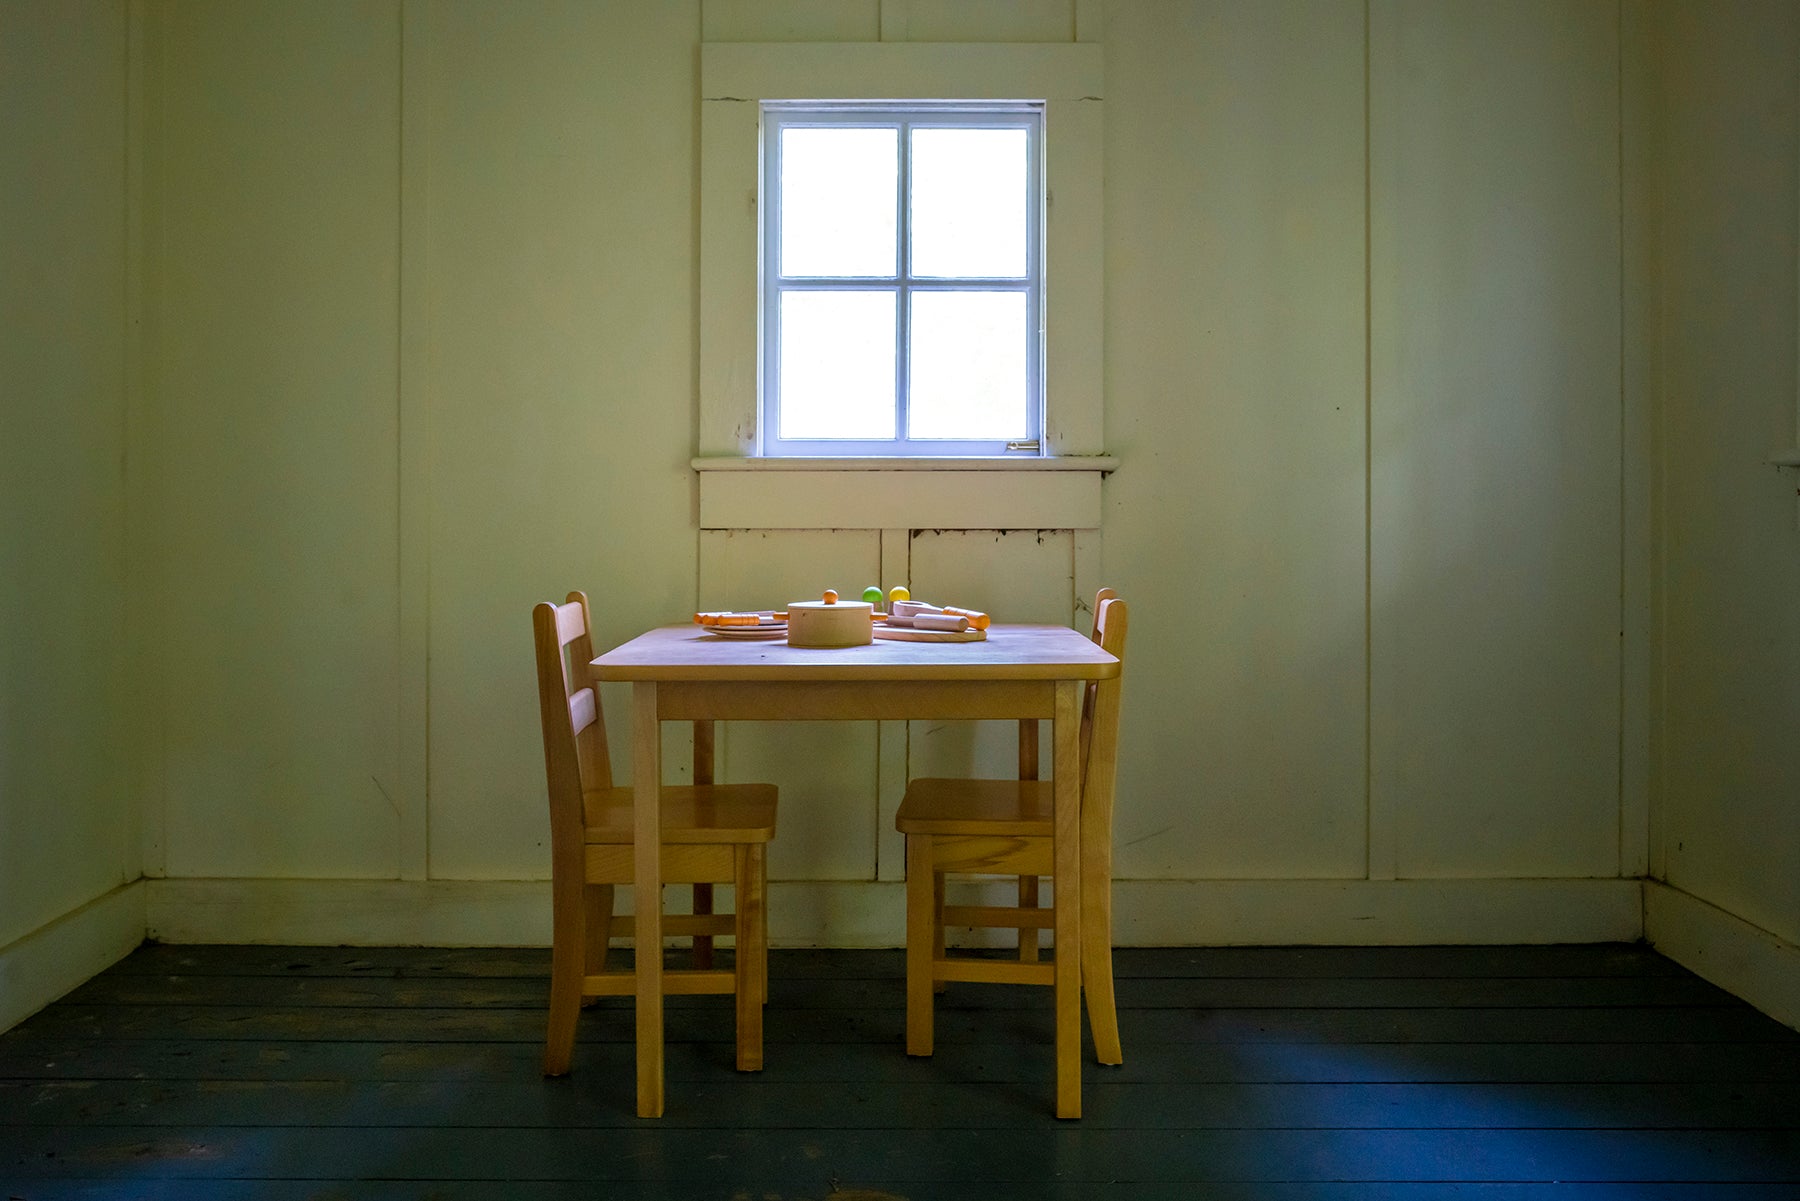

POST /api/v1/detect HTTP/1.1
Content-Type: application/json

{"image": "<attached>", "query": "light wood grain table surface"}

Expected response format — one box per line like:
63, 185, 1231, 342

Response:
591, 622, 1120, 1119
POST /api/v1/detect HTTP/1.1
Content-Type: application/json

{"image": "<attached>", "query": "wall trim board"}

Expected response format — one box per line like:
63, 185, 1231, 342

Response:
126, 0, 167, 880
698, 43, 1104, 459
1114, 879, 1643, 946
147, 879, 556, 948
1645, 880, 1800, 1032
702, 42, 1102, 102
0, 883, 146, 1034
697, 469, 1103, 529
1363, 0, 1400, 883
146, 876, 1641, 949
1617, 0, 1654, 879
395, 0, 431, 881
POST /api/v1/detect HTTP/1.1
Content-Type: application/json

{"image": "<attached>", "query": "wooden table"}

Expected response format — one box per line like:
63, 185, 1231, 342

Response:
591, 622, 1121, 1119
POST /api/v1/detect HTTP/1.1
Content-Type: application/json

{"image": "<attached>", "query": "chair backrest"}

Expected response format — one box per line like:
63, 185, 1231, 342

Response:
1078, 596, 1129, 856
1073, 586, 1120, 784
1088, 587, 1117, 642
1061, 586, 1119, 778
532, 592, 613, 860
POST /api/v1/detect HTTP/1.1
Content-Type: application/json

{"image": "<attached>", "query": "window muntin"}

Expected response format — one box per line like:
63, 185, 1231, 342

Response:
762, 104, 1043, 457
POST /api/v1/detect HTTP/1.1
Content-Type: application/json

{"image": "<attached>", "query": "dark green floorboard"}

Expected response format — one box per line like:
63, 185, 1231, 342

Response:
7, 1035, 1800, 1085
63, 969, 1736, 1010
9, 1187, 1800, 1201
106, 942, 1693, 980
5, 1077, 1800, 1130
2, 944, 1797, 1194
4, 1125, 1800, 1183
12, 1000, 1786, 1045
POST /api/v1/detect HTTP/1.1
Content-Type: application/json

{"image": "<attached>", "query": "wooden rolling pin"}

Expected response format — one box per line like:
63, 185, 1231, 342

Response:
695, 611, 777, 627
886, 602, 991, 630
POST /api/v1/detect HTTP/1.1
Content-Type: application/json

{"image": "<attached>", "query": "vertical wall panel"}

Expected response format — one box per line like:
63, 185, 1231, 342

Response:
1103, 0, 1369, 881
425, 1, 700, 880
702, 0, 879, 43
881, 0, 1075, 43
157, 0, 401, 878
1655, 0, 1800, 946
1370, 0, 1621, 879
0, 0, 134, 944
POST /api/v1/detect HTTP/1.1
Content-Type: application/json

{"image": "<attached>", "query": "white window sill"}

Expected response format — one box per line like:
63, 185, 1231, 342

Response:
692, 455, 1116, 529
691, 455, 1118, 473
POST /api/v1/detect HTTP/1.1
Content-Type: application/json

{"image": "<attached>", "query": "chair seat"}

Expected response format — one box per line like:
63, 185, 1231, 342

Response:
895, 778, 1054, 838
582, 783, 777, 845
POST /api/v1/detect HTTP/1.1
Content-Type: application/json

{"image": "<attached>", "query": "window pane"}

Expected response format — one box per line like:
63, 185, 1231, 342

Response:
779, 290, 896, 439
780, 127, 897, 278
910, 128, 1029, 279
908, 291, 1028, 440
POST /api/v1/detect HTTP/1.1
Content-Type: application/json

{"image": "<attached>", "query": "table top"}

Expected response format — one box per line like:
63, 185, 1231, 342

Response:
591, 622, 1120, 683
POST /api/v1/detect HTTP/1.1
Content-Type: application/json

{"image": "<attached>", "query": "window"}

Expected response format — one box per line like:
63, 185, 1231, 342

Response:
762, 105, 1043, 457
697, 40, 1104, 484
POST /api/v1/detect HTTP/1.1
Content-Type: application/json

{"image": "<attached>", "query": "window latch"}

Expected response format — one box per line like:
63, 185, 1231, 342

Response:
1005, 440, 1041, 453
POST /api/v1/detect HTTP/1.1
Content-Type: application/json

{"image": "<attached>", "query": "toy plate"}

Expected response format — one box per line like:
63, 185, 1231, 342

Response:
703, 623, 787, 640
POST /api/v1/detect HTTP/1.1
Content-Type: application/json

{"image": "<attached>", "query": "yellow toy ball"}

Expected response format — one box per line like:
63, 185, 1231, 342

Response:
888, 585, 910, 603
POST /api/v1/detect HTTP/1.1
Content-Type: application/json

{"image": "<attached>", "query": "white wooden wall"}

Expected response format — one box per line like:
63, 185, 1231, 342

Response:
123, 0, 1647, 946
1645, 0, 1800, 1029
1, 0, 146, 1032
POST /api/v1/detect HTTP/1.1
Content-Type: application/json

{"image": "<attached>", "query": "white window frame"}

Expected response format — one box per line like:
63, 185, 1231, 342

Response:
762, 103, 1045, 457
696, 41, 1107, 527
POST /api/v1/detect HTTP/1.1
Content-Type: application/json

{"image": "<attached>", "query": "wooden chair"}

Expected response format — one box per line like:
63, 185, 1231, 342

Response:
533, 592, 776, 1079
895, 594, 1129, 1064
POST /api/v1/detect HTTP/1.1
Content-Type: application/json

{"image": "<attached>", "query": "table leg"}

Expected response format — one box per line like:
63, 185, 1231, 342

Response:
632, 681, 665, 1118
1018, 719, 1040, 964
1052, 679, 1082, 1119
691, 720, 716, 970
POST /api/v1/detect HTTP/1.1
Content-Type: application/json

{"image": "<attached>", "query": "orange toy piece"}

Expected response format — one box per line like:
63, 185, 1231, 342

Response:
822, 590, 839, 604
940, 606, 992, 631
694, 612, 761, 627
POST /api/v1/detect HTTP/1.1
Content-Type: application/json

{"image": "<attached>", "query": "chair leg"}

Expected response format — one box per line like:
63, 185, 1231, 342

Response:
1082, 868, 1122, 1066
932, 870, 948, 994
758, 859, 770, 1007
1018, 875, 1040, 962
692, 883, 715, 970
544, 890, 585, 1076
581, 884, 614, 1007
734, 844, 766, 1071
906, 836, 936, 1056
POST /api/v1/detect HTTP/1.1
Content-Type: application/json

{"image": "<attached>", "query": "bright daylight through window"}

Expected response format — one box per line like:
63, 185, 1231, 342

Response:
762, 104, 1043, 457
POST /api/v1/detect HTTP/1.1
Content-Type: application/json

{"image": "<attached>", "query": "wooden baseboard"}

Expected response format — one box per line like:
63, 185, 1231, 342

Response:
146, 878, 556, 947
1644, 879, 1800, 1032
1112, 878, 1644, 945
146, 876, 1644, 948
0, 882, 145, 1034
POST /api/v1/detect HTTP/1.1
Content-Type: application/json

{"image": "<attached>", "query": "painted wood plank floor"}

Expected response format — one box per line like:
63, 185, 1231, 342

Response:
2, 943, 1798, 1199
